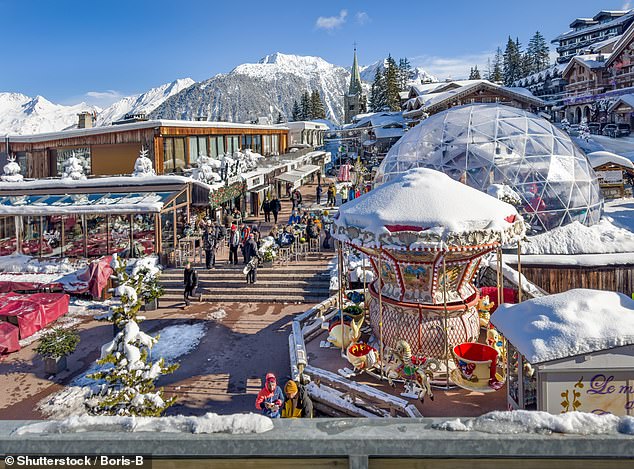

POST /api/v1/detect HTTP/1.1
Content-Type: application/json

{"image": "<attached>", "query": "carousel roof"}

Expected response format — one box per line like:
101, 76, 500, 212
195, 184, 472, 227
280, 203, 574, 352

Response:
331, 168, 525, 250
491, 289, 634, 364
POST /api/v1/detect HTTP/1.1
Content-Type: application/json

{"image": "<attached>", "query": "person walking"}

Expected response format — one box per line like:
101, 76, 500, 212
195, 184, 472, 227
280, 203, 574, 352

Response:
183, 262, 198, 307
228, 224, 240, 265
327, 184, 336, 206
316, 184, 322, 205
292, 189, 303, 211
255, 373, 284, 418
341, 185, 348, 204
270, 196, 281, 224
240, 224, 251, 264
244, 233, 260, 284
202, 223, 216, 269
261, 198, 271, 223
281, 380, 313, 418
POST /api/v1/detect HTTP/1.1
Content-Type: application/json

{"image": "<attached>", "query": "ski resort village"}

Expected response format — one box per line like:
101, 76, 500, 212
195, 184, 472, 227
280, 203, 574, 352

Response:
3, 1, 634, 467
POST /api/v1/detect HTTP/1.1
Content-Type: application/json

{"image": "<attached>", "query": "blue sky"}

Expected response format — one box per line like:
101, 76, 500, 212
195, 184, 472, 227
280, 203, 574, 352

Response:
2, 0, 631, 106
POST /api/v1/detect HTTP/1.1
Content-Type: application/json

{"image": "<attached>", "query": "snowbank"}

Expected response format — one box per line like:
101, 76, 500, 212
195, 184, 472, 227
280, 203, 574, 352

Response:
492, 289, 634, 364
15, 413, 273, 435
435, 410, 634, 435
587, 151, 634, 170
0, 253, 78, 274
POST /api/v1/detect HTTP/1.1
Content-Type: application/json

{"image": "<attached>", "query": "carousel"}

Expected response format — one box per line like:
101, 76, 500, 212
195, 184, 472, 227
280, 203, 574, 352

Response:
331, 168, 526, 393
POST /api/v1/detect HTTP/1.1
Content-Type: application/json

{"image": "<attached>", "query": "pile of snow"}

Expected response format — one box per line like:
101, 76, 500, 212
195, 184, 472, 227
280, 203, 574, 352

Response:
333, 168, 525, 248
1, 155, 23, 182
152, 323, 207, 362
207, 309, 227, 321
492, 289, 634, 364
15, 412, 273, 435
190, 154, 222, 184
487, 184, 521, 206
0, 253, 78, 274
435, 410, 634, 435
61, 153, 87, 180
132, 148, 156, 177
521, 219, 634, 255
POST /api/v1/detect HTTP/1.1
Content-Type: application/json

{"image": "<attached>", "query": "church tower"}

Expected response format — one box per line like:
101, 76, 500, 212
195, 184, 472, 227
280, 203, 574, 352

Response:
344, 47, 367, 123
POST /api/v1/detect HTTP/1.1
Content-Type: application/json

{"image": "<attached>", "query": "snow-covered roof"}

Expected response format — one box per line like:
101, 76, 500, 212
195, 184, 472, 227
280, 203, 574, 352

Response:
587, 150, 634, 169
6, 119, 288, 143
0, 174, 217, 194
332, 168, 525, 249
553, 10, 634, 42
606, 94, 634, 115
281, 121, 329, 131
492, 289, 634, 364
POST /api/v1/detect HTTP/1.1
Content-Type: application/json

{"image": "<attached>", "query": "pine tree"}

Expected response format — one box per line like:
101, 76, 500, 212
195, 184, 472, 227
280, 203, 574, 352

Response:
291, 100, 301, 121
492, 47, 504, 83
485, 58, 492, 81
276, 112, 284, 124
85, 256, 177, 417
369, 68, 387, 112
311, 90, 326, 119
503, 37, 522, 85
398, 57, 412, 90
300, 90, 312, 120
469, 65, 481, 80
527, 31, 550, 74
384, 55, 401, 111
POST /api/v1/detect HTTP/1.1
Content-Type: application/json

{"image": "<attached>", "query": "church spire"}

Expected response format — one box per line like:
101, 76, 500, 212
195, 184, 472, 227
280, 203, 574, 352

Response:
348, 46, 363, 96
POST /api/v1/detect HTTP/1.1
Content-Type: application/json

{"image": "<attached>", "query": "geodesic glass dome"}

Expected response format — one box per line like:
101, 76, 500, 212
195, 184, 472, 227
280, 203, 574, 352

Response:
375, 104, 603, 233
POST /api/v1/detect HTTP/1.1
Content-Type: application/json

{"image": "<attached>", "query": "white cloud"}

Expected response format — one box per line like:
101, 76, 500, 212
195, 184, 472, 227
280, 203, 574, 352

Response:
623, 2, 631, 10
82, 90, 124, 107
356, 11, 370, 25
411, 52, 493, 81
315, 10, 347, 30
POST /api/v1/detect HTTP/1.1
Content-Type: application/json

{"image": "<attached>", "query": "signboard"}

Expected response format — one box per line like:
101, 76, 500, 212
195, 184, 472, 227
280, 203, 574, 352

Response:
596, 170, 624, 184
246, 175, 264, 191
546, 372, 634, 416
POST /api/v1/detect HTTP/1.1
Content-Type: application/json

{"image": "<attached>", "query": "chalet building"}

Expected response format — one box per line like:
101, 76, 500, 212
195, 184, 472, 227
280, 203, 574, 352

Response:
552, 10, 634, 64
344, 48, 367, 124
402, 80, 544, 125
0, 120, 289, 179
282, 121, 328, 148
513, 64, 567, 116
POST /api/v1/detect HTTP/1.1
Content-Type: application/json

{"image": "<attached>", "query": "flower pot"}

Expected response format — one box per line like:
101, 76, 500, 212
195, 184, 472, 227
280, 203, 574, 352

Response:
44, 356, 67, 375
142, 298, 158, 311
262, 260, 273, 268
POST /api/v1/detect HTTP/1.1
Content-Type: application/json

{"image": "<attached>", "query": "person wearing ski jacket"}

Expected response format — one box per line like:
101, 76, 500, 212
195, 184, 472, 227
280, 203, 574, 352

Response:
255, 372, 284, 418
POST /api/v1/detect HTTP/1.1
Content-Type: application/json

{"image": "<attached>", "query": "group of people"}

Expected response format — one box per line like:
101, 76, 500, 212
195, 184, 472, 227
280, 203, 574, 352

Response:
260, 197, 283, 224
255, 372, 313, 418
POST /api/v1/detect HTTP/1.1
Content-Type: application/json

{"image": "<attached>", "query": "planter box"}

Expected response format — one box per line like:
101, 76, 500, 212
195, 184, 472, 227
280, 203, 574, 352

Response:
262, 260, 273, 268
44, 356, 67, 375
142, 298, 159, 311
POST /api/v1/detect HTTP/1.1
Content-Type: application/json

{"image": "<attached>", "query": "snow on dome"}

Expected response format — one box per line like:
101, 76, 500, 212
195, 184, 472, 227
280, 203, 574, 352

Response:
132, 148, 156, 177
375, 104, 603, 234
587, 151, 634, 170
332, 167, 525, 249
491, 289, 634, 364
1, 155, 23, 182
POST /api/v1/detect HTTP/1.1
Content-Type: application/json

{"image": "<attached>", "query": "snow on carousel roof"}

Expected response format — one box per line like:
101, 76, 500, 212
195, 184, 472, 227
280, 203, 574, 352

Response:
331, 168, 525, 250
492, 289, 634, 364
587, 151, 634, 170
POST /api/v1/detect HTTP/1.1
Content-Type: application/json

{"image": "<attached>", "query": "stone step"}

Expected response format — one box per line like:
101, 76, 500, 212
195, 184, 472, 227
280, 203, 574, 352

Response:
162, 286, 331, 295
161, 279, 330, 288
161, 293, 328, 303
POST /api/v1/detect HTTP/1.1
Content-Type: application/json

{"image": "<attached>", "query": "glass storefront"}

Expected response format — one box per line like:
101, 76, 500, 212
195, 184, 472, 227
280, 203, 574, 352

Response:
55, 147, 91, 176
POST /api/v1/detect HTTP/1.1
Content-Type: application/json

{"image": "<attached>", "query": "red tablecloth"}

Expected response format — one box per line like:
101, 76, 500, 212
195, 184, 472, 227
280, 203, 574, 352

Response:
480, 286, 518, 313
0, 280, 63, 293
0, 292, 69, 339
0, 322, 20, 354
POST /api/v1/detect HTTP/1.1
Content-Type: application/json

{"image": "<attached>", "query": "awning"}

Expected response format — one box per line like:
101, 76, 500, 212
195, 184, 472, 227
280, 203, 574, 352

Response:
275, 165, 321, 185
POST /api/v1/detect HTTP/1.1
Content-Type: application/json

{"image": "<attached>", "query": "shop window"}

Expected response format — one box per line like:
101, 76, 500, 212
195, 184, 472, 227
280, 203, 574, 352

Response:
42, 216, 62, 257
263, 135, 272, 155
86, 214, 108, 257
253, 135, 262, 154
163, 138, 186, 173
0, 216, 17, 256
189, 136, 208, 166
109, 214, 131, 254
20, 216, 42, 257
63, 215, 85, 257
226, 136, 238, 155
160, 211, 174, 252
55, 147, 91, 177
133, 213, 155, 255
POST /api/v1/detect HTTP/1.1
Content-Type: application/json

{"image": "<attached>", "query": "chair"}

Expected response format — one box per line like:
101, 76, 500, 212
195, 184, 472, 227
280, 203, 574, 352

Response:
294, 238, 308, 261
309, 237, 320, 253
277, 247, 291, 265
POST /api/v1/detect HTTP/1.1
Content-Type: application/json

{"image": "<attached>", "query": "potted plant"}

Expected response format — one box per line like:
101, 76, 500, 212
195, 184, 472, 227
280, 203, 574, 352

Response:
261, 249, 275, 267
36, 327, 80, 375
343, 304, 365, 322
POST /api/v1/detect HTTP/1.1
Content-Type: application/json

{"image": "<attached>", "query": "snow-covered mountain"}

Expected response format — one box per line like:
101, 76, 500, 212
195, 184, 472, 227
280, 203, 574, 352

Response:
150, 53, 350, 124
97, 78, 195, 125
360, 59, 437, 85
0, 93, 100, 135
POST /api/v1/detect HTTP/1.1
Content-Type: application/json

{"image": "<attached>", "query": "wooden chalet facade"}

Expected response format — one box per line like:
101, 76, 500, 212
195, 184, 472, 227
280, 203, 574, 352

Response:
0, 120, 289, 179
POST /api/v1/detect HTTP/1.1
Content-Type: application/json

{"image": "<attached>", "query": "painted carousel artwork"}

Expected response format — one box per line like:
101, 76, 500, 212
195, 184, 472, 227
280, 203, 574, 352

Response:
331, 168, 526, 394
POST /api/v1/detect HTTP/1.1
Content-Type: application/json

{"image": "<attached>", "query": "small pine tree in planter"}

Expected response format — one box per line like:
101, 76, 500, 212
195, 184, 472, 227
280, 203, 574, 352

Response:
86, 254, 178, 416
36, 327, 80, 375
261, 249, 275, 267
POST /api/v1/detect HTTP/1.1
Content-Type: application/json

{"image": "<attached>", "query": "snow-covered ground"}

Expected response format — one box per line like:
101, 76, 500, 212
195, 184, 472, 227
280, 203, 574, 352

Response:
588, 135, 634, 162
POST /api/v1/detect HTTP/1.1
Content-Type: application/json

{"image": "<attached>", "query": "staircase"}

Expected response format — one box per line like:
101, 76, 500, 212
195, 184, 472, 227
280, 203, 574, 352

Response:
159, 252, 333, 304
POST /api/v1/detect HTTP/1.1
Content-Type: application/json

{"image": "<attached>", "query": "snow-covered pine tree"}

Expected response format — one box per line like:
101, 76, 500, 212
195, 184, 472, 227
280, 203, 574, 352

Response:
61, 152, 87, 180
291, 100, 301, 121
527, 31, 550, 74
369, 68, 386, 112
311, 90, 326, 119
300, 90, 312, 120
503, 37, 522, 86
276, 112, 284, 124
579, 119, 591, 142
491, 47, 504, 83
384, 55, 400, 111
469, 66, 481, 80
86, 256, 177, 417
398, 57, 411, 90
132, 147, 156, 177
1, 155, 23, 182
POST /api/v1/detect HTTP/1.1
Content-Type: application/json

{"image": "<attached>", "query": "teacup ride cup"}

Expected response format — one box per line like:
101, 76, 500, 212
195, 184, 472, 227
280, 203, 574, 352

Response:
452, 343, 500, 389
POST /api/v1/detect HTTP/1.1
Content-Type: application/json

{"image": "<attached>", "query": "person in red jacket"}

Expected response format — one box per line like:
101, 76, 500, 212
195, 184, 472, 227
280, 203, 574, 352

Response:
255, 372, 284, 418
